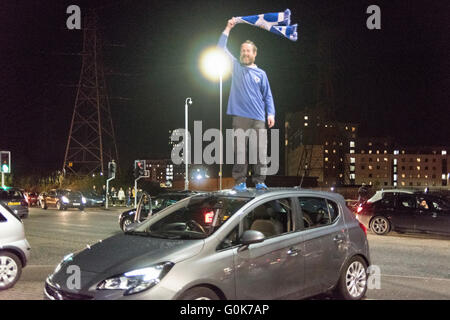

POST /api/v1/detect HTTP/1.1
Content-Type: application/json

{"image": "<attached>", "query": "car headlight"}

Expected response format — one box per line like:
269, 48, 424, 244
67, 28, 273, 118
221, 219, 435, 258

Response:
61, 196, 70, 204
97, 262, 174, 296
52, 253, 74, 276
82, 197, 87, 204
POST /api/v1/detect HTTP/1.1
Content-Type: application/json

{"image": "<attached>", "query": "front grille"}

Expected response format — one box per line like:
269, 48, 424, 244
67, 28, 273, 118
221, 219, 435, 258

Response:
45, 282, 93, 300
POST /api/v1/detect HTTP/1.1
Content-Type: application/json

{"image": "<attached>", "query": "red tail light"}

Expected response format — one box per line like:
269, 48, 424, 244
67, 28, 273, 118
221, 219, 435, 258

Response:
359, 222, 367, 235
204, 210, 214, 224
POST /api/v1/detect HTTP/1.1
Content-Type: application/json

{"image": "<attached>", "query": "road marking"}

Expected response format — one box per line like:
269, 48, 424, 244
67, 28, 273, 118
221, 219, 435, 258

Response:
381, 274, 450, 282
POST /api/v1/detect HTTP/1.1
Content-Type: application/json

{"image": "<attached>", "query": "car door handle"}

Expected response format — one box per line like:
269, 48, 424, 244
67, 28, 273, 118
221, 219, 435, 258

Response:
287, 247, 300, 257
333, 235, 345, 244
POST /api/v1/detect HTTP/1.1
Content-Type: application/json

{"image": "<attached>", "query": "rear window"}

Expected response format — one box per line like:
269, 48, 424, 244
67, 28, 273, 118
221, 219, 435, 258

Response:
0, 202, 22, 222
0, 189, 24, 200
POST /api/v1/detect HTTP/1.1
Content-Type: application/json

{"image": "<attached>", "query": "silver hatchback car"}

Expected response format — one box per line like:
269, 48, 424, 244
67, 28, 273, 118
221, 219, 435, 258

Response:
45, 189, 370, 300
0, 202, 31, 290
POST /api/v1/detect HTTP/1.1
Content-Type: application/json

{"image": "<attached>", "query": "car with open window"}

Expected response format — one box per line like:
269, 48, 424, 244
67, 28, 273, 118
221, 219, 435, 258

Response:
357, 191, 450, 236
45, 188, 370, 300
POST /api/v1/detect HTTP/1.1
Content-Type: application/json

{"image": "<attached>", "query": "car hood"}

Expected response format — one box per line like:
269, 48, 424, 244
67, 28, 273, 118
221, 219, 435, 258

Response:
49, 232, 204, 291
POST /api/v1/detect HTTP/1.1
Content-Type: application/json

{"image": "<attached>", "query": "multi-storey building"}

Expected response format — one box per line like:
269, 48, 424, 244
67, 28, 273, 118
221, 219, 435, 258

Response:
285, 108, 358, 186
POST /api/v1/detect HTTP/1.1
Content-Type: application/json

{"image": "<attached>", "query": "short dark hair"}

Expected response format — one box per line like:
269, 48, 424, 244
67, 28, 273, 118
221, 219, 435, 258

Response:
242, 40, 257, 53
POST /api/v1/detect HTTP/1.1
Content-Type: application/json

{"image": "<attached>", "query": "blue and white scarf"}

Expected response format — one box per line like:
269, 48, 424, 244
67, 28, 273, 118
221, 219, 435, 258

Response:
236, 9, 298, 41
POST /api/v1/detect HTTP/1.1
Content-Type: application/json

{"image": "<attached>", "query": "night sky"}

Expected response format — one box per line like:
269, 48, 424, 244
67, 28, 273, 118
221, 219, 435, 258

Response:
1, 0, 449, 178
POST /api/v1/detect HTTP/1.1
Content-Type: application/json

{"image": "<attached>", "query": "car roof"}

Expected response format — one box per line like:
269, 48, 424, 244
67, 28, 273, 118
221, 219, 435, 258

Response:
187, 188, 345, 202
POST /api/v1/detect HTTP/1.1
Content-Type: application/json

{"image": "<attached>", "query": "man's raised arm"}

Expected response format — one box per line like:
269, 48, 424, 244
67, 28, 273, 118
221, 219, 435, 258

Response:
218, 18, 237, 61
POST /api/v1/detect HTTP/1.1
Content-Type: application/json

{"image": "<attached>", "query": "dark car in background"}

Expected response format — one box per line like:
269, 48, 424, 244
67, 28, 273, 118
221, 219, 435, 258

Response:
118, 191, 199, 231
40, 189, 87, 211
82, 191, 105, 208
357, 191, 450, 236
0, 187, 29, 219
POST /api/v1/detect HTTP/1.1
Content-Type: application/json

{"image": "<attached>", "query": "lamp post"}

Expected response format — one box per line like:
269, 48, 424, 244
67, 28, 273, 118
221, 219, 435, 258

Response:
199, 47, 231, 190
185, 97, 192, 190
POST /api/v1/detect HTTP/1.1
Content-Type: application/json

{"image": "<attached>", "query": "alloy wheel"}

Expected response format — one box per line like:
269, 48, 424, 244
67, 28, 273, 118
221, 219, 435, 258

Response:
0, 256, 19, 289
345, 261, 367, 298
372, 217, 389, 234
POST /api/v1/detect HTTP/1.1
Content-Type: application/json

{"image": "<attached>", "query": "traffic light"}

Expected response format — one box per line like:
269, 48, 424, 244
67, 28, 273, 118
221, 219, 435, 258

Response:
108, 160, 116, 178
134, 160, 146, 179
0, 151, 11, 173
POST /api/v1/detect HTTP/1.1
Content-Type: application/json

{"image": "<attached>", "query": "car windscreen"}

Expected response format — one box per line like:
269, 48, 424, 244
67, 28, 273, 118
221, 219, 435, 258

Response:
130, 196, 250, 240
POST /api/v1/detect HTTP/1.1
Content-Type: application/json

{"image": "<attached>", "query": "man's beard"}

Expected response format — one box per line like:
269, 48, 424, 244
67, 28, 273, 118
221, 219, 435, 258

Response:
240, 55, 255, 66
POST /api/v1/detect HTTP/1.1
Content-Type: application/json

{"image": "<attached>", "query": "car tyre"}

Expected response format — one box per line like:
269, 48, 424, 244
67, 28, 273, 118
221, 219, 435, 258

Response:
78, 206, 84, 211
178, 286, 220, 300
0, 251, 22, 291
121, 217, 134, 231
370, 216, 391, 235
334, 256, 368, 300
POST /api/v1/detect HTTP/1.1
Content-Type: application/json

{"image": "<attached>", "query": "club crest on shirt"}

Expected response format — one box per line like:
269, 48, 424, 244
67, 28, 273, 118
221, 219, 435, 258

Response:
253, 75, 261, 83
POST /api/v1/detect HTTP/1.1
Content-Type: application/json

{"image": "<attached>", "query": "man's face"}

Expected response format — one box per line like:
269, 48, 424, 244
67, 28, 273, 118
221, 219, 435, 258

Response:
240, 43, 257, 65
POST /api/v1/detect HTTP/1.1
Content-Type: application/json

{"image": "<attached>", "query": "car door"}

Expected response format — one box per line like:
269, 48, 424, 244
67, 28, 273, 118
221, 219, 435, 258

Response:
134, 192, 152, 222
47, 190, 57, 207
233, 197, 305, 299
414, 196, 449, 234
297, 196, 348, 295
392, 194, 417, 231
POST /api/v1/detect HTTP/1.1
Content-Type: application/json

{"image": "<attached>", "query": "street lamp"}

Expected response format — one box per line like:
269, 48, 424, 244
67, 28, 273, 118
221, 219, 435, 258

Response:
199, 47, 231, 190
185, 97, 192, 190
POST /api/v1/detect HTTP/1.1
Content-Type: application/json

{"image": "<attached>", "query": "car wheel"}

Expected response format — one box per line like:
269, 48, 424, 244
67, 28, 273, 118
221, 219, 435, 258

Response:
334, 256, 368, 300
0, 251, 22, 290
370, 216, 390, 235
178, 286, 220, 300
121, 217, 133, 231
78, 207, 84, 211
41, 201, 47, 210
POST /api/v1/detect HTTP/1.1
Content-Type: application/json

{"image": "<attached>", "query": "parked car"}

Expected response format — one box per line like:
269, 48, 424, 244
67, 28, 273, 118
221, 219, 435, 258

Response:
82, 191, 105, 208
118, 190, 199, 231
357, 191, 450, 236
0, 187, 29, 219
0, 202, 31, 290
45, 188, 370, 300
40, 189, 87, 211
25, 192, 39, 207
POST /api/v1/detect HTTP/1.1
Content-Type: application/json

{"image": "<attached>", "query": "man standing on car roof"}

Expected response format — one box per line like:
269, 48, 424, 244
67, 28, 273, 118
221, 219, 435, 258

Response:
218, 17, 275, 192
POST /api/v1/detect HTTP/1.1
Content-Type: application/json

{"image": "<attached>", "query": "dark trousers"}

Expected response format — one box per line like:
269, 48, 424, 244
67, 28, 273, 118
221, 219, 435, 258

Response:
232, 116, 267, 185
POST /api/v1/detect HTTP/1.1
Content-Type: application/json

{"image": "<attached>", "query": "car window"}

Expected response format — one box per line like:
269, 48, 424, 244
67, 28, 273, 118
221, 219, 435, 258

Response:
326, 199, 340, 223
298, 197, 333, 229
142, 196, 249, 240
428, 198, 449, 212
242, 198, 292, 239
396, 195, 416, 209
0, 189, 23, 200
417, 197, 432, 210
379, 195, 395, 208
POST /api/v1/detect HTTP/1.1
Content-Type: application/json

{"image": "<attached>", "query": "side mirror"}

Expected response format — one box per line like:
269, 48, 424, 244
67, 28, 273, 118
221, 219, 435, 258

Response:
240, 230, 265, 246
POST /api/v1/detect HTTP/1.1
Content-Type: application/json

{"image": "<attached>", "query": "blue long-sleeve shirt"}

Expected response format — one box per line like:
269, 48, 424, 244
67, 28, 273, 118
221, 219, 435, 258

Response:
218, 33, 275, 122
